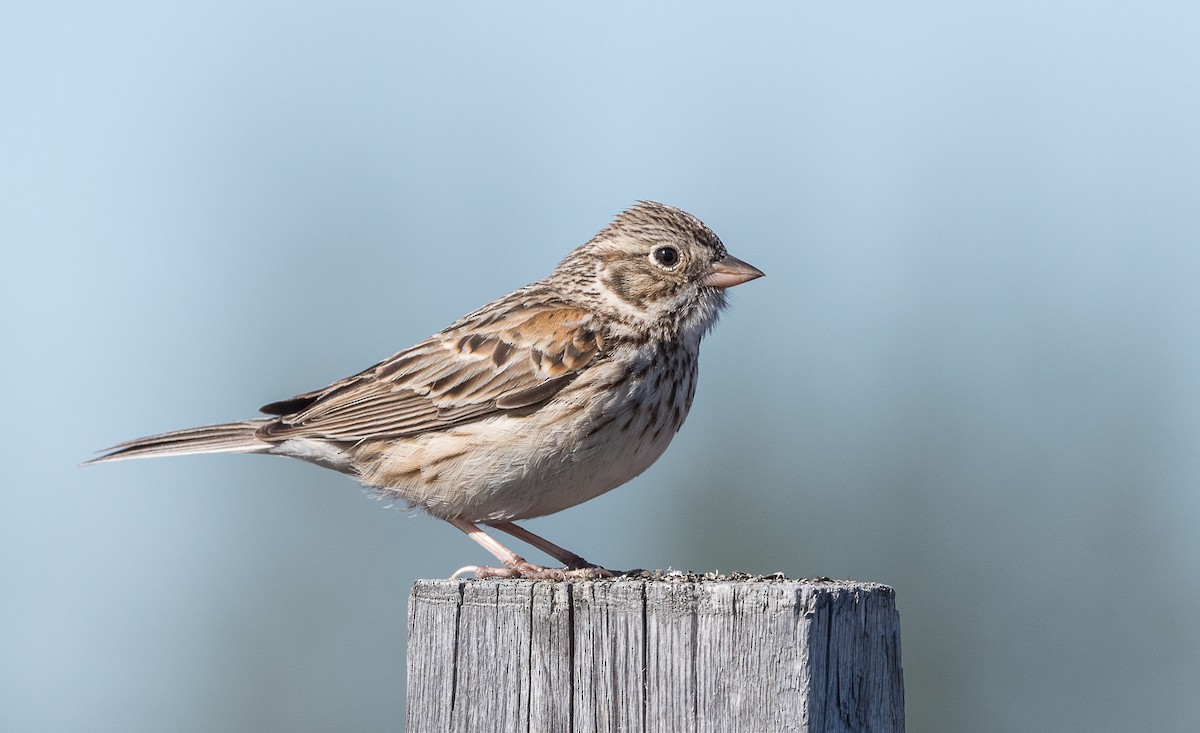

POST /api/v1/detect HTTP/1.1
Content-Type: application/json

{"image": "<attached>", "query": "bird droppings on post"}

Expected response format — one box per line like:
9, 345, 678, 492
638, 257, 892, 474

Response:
458, 568, 882, 586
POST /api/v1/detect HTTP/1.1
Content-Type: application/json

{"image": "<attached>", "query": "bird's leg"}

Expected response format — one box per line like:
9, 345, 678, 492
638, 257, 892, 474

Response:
486, 520, 606, 571
446, 518, 610, 579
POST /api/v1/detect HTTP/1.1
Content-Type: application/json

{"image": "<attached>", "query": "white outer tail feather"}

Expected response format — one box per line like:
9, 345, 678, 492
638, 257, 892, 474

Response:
84, 420, 272, 465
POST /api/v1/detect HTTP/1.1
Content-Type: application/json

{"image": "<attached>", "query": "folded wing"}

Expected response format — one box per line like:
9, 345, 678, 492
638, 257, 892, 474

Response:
258, 303, 606, 442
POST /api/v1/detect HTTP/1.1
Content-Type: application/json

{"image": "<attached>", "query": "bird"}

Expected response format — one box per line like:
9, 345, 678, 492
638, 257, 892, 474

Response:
86, 201, 763, 579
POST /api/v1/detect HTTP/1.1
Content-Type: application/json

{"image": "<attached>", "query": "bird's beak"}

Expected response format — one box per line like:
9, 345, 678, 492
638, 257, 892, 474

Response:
703, 254, 764, 289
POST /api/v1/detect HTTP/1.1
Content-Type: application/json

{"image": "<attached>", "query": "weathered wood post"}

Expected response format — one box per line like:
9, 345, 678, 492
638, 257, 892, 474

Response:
407, 577, 903, 732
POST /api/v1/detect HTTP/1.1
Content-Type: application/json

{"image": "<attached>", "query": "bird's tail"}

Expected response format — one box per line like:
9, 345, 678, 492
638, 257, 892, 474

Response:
84, 420, 273, 465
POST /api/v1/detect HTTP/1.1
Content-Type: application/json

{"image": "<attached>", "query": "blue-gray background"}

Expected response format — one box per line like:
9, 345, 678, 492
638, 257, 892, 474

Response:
4, 3, 1199, 731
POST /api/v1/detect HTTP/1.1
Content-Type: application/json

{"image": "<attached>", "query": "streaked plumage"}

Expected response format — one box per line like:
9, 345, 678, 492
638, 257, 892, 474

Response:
87, 201, 763, 578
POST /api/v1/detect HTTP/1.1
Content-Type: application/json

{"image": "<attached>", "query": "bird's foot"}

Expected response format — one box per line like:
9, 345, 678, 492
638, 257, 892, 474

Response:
453, 558, 615, 580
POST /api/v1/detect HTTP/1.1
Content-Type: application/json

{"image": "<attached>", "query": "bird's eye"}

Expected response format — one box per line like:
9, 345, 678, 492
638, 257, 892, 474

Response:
652, 246, 680, 268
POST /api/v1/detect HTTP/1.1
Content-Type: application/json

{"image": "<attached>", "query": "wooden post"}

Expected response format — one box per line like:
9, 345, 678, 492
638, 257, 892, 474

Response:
406, 577, 903, 732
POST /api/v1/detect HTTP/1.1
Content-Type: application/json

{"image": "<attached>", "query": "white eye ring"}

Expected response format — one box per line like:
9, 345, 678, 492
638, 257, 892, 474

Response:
651, 245, 680, 269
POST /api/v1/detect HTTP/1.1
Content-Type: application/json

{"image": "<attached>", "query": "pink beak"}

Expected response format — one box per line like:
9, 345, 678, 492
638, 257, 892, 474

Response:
703, 254, 764, 289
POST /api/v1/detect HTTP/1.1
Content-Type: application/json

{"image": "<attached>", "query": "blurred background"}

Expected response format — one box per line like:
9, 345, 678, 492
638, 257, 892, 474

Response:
4, 2, 1199, 731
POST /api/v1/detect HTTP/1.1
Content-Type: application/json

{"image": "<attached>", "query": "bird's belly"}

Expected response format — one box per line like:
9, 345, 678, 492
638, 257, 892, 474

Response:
501, 411, 679, 520
357, 391, 684, 522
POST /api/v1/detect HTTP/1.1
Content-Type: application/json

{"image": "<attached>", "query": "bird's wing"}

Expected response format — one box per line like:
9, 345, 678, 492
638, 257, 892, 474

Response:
257, 303, 606, 442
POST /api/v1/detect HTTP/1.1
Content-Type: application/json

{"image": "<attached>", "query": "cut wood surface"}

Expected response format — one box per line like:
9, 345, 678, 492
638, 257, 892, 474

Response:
406, 576, 903, 733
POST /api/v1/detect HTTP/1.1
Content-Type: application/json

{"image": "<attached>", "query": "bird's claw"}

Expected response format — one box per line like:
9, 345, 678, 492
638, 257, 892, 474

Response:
467, 559, 615, 580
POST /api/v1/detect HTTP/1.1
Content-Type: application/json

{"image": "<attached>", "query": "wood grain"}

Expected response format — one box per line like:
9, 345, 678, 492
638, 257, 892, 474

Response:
406, 578, 903, 732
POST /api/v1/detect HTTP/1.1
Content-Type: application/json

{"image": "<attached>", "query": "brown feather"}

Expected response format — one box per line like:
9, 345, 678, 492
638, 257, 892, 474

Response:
257, 304, 606, 442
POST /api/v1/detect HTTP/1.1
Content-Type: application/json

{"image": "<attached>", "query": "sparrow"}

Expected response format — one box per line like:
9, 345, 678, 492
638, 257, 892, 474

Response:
86, 201, 763, 578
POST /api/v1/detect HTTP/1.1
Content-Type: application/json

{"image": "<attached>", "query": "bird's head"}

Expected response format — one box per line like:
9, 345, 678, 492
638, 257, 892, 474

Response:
553, 201, 763, 340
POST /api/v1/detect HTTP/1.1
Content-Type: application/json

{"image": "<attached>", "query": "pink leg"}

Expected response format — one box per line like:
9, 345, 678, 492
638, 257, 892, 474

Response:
486, 521, 600, 570
446, 518, 611, 579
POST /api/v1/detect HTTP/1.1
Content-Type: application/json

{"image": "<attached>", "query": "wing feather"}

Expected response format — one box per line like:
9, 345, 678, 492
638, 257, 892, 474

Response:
258, 302, 606, 442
